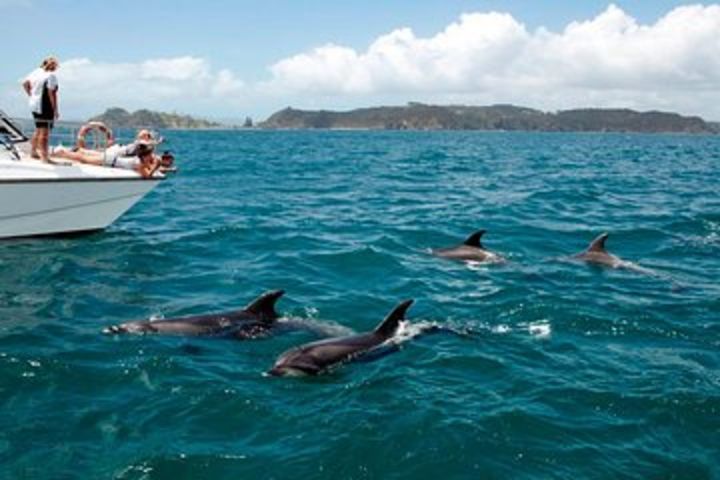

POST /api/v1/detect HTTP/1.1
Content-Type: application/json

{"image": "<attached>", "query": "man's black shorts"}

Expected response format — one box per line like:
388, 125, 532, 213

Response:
33, 81, 55, 129
32, 112, 53, 130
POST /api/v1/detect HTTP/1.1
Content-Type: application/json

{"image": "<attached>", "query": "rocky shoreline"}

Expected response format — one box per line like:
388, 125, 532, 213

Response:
260, 103, 718, 134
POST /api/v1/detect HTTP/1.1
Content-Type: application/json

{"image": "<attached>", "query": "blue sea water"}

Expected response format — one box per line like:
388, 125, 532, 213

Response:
1, 130, 719, 479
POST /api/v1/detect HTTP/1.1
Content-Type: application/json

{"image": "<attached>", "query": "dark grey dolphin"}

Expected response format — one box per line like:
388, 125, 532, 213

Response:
431, 230, 505, 263
104, 290, 285, 339
268, 299, 414, 376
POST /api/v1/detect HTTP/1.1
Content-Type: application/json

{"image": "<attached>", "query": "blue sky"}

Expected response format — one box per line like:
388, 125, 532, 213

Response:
2, 1, 719, 121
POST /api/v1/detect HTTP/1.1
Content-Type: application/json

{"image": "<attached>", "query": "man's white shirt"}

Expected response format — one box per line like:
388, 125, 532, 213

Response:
24, 68, 58, 114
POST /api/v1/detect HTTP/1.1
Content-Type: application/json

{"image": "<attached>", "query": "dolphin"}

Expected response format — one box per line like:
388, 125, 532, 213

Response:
573, 232, 671, 281
268, 299, 414, 376
431, 230, 505, 263
574, 233, 650, 272
104, 290, 285, 339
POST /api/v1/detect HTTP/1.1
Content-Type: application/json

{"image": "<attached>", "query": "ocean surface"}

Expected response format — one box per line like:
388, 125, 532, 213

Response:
1, 130, 719, 479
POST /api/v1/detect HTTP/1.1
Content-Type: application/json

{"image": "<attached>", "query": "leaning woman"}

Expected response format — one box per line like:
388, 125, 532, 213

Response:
52, 142, 170, 179
22, 56, 60, 162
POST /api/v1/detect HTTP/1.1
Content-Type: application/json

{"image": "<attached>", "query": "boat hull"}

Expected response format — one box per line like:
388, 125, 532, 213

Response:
0, 177, 160, 239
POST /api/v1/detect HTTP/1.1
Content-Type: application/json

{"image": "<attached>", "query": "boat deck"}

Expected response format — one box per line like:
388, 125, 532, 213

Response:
0, 143, 162, 182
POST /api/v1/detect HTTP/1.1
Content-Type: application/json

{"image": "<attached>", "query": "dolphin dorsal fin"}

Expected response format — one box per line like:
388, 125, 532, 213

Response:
374, 299, 414, 338
245, 290, 285, 322
463, 230, 486, 248
587, 233, 609, 253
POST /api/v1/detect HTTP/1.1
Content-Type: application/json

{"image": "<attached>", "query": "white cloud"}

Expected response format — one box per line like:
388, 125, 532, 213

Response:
267, 12, 529, 95
212, 69, 246, 96
139, 57, 211, 81
263, 4, 720, 118
58, 56, 244, 113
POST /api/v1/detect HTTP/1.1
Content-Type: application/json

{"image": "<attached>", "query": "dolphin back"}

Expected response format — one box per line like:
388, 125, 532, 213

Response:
374, 299, 414, 338
245, 290, 285, 322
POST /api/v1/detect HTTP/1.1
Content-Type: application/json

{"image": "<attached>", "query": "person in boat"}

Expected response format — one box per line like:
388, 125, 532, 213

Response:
22, 56, 60, 162
53, 142, 168, 179
53, 129, 160, 167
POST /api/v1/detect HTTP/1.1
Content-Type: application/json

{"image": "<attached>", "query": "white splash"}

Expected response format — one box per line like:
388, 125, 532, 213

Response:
491, 324, 512, 334
389, 320, 447, 345
527, 321, 552, 338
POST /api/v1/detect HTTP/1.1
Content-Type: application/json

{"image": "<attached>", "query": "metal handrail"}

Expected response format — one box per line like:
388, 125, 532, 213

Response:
0, 135, 22, 160
6, 116, 163, 150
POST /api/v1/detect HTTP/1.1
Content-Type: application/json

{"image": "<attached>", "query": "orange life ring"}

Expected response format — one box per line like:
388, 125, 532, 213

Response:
76, 121, 114, 150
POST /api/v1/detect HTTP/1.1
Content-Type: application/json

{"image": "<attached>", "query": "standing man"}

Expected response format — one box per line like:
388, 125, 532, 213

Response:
22, 56, 59, 162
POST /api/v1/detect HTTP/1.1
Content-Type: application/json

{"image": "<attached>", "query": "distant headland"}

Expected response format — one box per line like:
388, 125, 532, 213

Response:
91, 107, 222, 129
85, 104, 719, 134
260, 103, 719, 134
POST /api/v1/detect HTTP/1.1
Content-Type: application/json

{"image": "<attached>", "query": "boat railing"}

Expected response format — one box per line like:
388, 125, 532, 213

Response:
5, 115, 164, 151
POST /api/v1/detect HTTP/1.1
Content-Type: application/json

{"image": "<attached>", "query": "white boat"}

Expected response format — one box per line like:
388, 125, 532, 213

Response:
0, 111, 165, 239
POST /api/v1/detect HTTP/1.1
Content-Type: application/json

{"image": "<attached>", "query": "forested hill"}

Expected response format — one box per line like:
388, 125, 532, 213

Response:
90, 108, 221, 129
260, 104, 718, 134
